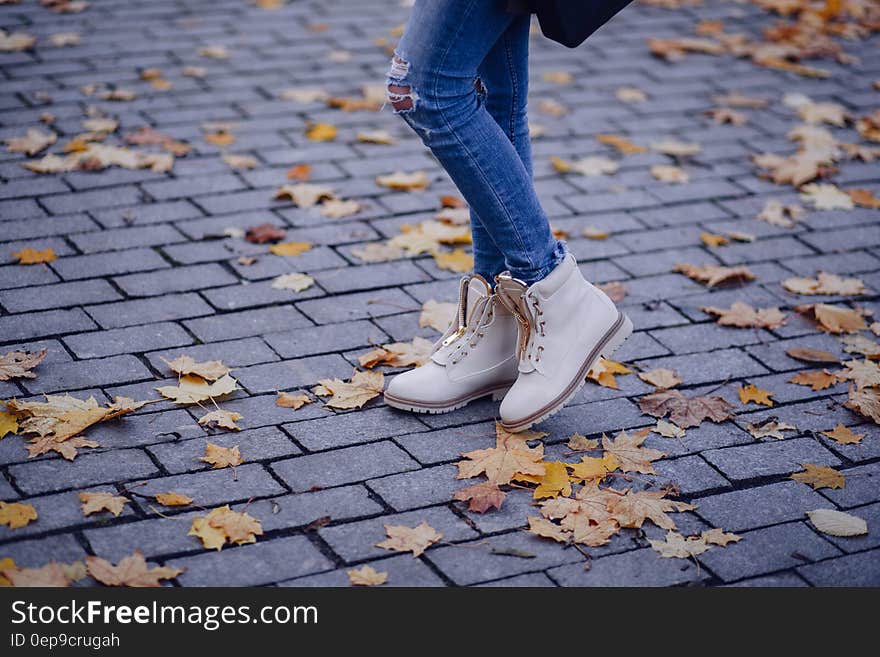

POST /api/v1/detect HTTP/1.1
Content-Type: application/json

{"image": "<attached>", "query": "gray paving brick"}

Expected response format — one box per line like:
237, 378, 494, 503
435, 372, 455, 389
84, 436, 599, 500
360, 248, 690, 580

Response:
148, 426, 300, 474
130, 463, 286, 506
168, 535, 331, 586
8, 448, 158, 496
236, 485, 383, 533
86, 293, 215, 328
52, 248, 169, 281
699, 521, 840, 583
0, 534, 87, 569
184, 305, 312, 342
271, 440, 418, 493
0, 308, 96, 342
296, 288, 419, 324
234, 354, 354, 394
146, 336, 278, 371
20, 354, 153, 394
65, 322, 194, 359
820, 462, 880, 509
285, 406, 428, 451
694, 481, 829, 532
703, 437, 841, 483
70, 224, 187, 253
0, 263, 60, 290
549, 546, 707, 587
797, 549, 880, 586
725, 572, 809, 587
367, 463, 462, 512
113, 263, 238, 297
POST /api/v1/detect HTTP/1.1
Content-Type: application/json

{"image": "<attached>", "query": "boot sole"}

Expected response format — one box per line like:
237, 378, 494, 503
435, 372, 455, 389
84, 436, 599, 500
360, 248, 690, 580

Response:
384, 381, 516, 415
500, 311, 633, 433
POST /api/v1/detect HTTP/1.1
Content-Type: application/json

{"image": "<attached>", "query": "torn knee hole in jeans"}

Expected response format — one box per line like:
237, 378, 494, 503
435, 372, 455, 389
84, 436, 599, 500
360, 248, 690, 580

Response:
387, 55, 418, 113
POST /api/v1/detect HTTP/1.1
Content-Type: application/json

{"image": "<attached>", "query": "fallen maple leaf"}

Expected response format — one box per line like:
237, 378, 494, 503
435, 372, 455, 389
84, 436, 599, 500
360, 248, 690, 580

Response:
156, 374, 238, 404
0, 349, 47, 380
154, 492, 192, 507
638, 368, 682, 389
551, 155, 619, 177
124, 126, 191, 156
532, 461, 573, 500
651, 164, 690, 184
738, 384, 775, 407
602, 430, 665, 474
649, 531, 712, 558
848, 188, 880, 209
586, 358, 632, 389
606, 488, 697, 530
305, 123, 337, 142
788, 370, 840, 391
596, 133, 646, 154
376, 170, 430, 190
791, 464, 845, 490
702, 302, 787, 329
452, 481, 506, 513
783, 272, 866, 296
359, 337, 434, 369
844, 385, 880, 424
836, 359, 880, 389
5, 128, 56, 155
271, 272, 314, 292
347, 565, 388, 586
700, 232, 729, 247
806, 509, 867, 537
598, 281, 628, 303
268, 242, 313, 258
357, 130, 396, 145
198, 409, 243, 431
527, 516, 572, 543
821, 424, 864, 445
800, 183, 854, 210
746, 418, 797, 440
0, 411, 18, 438
638, 390, 735, 428
652, 420, 685, 438
0, 501, 38, 529
376, 521, 442, 557
567, 453, 620, 483
673, 263, 754, 288
757, 200, 805, 228
313, 369, 384, 409
457, 425, 546, 485
221, 153, 258, 170
651, 138, 701, 157
79, 491, 129, 517
433, 248, 473, 273
162, 355, 229, 381
320, 199, 361, 219
798, 304, 868, 334
840, 335, 880, 360
566, 433, 599, 451
86, 551, 182, 587
419, 299, 456, 333
12, 247, 56, 264
199, 441, 242, 469
276, 391, 313, 409
1, 562, 70, 587
244, 223, 286, 243
189, 505, 262, 550
273, 183, 334, 208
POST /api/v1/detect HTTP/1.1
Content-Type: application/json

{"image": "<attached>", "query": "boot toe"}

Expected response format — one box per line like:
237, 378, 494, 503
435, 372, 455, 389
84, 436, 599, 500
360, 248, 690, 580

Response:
385, 362, 448, 405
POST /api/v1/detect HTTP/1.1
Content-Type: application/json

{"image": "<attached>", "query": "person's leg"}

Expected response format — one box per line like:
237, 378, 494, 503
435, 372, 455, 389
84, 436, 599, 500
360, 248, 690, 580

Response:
467, 12, 535, 285
387, 0, 566, 286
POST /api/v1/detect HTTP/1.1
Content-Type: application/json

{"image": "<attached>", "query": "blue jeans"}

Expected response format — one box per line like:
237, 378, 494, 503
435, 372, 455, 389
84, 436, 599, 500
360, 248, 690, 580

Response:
387, 0, 568, 286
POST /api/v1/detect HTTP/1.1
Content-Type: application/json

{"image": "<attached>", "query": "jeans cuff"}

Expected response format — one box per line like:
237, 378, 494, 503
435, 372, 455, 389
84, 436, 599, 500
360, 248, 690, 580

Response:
509, 239, 569, 286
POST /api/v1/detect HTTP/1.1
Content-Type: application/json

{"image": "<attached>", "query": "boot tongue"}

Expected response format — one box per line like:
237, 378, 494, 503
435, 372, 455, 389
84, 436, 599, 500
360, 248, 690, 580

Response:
495, 276, 527, 317
465, 275, 490, 324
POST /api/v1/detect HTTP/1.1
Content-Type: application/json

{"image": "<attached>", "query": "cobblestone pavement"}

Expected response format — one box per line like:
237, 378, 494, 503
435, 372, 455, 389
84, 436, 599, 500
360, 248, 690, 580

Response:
1, 0, 879, 587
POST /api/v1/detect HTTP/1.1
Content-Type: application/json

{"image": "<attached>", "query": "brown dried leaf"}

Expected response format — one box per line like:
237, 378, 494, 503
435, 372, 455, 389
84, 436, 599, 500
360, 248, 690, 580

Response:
0, 349, 47, 381
78, 491, 129, 517
86, 551, 182, 587
639, 390, 735, 428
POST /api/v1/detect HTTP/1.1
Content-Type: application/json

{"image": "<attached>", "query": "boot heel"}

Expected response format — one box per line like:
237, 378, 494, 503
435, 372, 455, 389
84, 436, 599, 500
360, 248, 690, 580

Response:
600, 313, 633, 359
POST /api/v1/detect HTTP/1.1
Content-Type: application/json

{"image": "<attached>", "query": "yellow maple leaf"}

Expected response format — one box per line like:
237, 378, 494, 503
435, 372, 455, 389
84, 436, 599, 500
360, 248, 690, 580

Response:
156, 374, 238, 404
305, 122, 337, 141
199, 442, 243, 469
154, 492, 193, 507
0, 411, 18, 439
433, 248, 473, 273
738, 384, 775, 407
821, 424, 865, 445
533, 461, 573, 500
78, 491, 129, 517
12, 247, 57, 264
0, 501, 38, 529
375, 521, 442, 557
314, 369, 384, 409
347, 565, 388, 586
567, 453, 620, 483
790, 463, 845, 490
268, 241, 312, 257
189, 506, 262, 551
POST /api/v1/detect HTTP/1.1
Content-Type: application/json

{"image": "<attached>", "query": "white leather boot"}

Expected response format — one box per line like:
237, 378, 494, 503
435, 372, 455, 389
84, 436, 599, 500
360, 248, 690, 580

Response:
384, 274, 519, 413
494, 253, 632, 432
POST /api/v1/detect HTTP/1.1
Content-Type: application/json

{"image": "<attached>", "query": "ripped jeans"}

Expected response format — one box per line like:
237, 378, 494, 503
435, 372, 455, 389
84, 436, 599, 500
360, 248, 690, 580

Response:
386, 0, 567, 286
